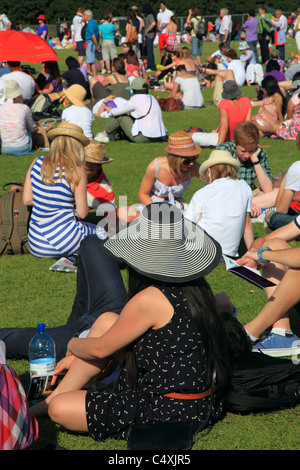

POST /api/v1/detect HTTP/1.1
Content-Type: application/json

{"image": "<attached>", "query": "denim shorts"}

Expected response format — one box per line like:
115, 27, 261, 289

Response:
191, 36, 203, 57
86, 41, 96, 64
76, 40, 85, 57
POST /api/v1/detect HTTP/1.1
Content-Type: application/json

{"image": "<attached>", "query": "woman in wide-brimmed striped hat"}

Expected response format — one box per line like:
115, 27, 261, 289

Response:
32, 201, 251, 442
118, 131, 203, 224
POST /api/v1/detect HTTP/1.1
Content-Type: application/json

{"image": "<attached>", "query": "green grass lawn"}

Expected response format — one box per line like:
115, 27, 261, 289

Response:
0, 39, 300, 451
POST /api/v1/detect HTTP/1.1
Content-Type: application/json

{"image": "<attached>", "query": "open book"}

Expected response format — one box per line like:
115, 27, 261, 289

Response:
223, 255, 276, 290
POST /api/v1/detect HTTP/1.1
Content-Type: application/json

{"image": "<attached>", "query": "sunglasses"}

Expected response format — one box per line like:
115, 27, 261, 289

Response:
182, 156, 198, 165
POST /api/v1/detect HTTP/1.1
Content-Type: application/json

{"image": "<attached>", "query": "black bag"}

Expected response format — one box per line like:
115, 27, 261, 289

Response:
224, 353, 300, 413
127, 422, 194, 450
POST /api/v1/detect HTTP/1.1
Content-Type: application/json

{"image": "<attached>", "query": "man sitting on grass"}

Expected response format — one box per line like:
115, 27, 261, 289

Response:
95, 78, 167, 144
217, 122, 278, 218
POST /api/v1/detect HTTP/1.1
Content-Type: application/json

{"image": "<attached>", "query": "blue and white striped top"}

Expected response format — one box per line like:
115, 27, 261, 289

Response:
28, 155, 96, 258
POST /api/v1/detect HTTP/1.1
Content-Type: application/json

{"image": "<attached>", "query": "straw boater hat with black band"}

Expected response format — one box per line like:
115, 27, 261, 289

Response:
47, 122, 90, 146
164, 131, 201, 157
199, 150, 241, 180
84, 139, 113, 164
101, 202, 222, 283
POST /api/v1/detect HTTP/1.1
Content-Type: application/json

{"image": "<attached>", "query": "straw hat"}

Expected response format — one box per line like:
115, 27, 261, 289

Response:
47, 122, 90, 146
199, 150, 241, 179
221, 80, 243, 100
63, 84, 86, 107
84, 139, 113, 164
164, 131, 201, 157
4, 80, 23, 99
101, 202, 222, 283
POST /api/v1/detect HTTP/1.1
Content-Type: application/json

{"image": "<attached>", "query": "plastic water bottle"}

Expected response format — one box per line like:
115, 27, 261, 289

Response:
28, 324, 56, 377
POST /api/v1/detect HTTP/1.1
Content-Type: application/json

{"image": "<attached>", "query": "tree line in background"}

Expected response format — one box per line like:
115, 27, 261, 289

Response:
1, 0, 298, 25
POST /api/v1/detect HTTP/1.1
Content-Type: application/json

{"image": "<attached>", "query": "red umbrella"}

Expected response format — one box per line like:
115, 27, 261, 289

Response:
0, 30, 59, 64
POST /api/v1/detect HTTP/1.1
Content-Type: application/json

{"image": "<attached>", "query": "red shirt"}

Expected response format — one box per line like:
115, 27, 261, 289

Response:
218, 97, 252, 141
86, 171, 115, 209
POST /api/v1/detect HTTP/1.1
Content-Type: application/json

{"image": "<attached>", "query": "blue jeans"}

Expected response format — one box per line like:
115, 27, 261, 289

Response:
276, 45, 285, 61
267, 211, 297, 230
145, 36, 155, 70
0, 235, 127, 361
247, 40, 259, 63
86, 41, 96, 64
1, 137, 33, 155
191, 36, 203, 59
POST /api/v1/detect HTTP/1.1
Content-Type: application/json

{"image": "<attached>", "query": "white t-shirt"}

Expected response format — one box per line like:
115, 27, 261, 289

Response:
109, 94, 167, 138
62, 105, 94, 139
73, 15, 84, 41
211, 50, 229, 67
174, 76, 204, 108
0, 71, 35, 101
157, 8, 174, 33
219, 15, 232, 35
284, 161, 300, 191
228, 60, 246, 86
185, 177, 252, 257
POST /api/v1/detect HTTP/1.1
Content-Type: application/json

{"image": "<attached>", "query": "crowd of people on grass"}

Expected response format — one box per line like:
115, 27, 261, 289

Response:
1, 3, 300, 450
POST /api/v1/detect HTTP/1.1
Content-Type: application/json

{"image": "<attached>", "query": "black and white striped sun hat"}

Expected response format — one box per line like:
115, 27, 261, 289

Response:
101, 203, 221, 282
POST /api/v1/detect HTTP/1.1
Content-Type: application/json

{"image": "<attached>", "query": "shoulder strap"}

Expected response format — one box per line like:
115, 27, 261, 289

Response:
0, 191, 14, 254
135, 95, 153, 120
13, 190, 30, 254
112, 72, 120, 84
153, 158, 159, 178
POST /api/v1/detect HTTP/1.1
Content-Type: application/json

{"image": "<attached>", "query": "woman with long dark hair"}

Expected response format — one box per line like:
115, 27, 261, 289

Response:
29, 203, 251, 442
252, 75, 286, 135
259, 72, 300, 140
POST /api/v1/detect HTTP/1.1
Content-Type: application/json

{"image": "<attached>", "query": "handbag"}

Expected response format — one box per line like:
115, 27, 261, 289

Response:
32, 118, 56, 149
157, 97, 182, 112
127, 20, 138, 44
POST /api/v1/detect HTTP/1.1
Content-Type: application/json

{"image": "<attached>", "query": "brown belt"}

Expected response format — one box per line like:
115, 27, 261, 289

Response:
163, 389, 213, 400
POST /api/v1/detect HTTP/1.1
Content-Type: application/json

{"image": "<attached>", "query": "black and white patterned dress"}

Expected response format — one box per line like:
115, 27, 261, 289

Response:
85, 286, 223, 441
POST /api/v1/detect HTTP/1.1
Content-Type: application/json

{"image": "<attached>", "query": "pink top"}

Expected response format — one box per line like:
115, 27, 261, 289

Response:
0, 102, 36, 148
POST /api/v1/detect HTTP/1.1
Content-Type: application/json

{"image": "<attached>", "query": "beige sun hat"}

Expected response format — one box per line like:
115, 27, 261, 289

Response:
84, 139, 113, 164
47, 122, 90, 146
63, 84, 87, 107
4, 80, 23, 99
199, 150, 241, 179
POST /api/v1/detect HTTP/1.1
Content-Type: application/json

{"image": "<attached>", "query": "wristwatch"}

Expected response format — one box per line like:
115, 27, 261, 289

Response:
252, 160, 260, 166
257, 247, 271, 263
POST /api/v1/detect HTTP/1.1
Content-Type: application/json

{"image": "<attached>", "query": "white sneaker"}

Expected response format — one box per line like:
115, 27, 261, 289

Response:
95, 132, 109, 143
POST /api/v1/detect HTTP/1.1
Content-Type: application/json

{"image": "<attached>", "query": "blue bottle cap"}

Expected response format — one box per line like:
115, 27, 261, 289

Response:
37, 323, 45, 332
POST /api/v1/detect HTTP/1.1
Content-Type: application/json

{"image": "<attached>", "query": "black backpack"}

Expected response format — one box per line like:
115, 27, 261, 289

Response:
224, 353, 300, 413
